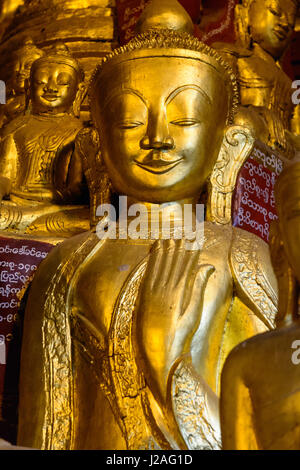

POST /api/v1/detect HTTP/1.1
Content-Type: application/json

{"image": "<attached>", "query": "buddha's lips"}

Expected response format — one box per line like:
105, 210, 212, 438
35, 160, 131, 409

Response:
16, 74, 26, 82
273, 27, 288, 40
43, 94, 59, 101
134, 157, 183, 174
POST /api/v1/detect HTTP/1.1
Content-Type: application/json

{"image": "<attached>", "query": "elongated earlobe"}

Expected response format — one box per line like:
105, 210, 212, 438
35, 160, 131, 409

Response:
73, 82, 87, 117
207, 125, 254, 225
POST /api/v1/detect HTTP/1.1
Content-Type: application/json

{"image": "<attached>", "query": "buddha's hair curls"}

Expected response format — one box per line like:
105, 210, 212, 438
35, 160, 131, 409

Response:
89, 29, 239, 125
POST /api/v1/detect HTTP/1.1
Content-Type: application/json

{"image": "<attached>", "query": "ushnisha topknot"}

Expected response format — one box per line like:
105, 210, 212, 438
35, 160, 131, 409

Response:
31, 42, 85, 83
89, 29, 239, 125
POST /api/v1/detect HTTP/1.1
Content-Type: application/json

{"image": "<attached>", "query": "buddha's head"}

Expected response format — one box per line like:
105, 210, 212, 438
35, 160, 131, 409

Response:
275, 160, 300, 283
236, 0, 297, 59
11, 38, 44, 94
89, 0, 245, 208
29, 42, 85, 116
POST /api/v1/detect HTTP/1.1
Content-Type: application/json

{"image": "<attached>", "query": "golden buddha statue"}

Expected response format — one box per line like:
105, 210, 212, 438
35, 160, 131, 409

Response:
0, 42, 89, 236
0, 38, 44, 127
213, 0, 298, 159
220, 159, 300, 450
17, 0, 278, 450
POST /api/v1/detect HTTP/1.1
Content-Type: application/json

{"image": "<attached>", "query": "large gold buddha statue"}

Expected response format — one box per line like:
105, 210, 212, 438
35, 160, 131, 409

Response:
214, 0, 298, 159
0, 42, 89, 236
17, 0, 278, 450
220, 159, 300, 450
0, 38, 44, 127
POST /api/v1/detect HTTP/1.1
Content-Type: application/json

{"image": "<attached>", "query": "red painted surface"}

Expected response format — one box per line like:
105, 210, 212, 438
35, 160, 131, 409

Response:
0, 236, 54, 442
232, 145, 284, 244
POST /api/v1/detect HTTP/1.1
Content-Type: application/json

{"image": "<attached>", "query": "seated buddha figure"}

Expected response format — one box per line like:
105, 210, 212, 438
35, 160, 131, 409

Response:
17, 0, 278, 450
213, 0, 298, 159
220, 159, 300, 450
0, 42, 89, 237
0, 38, 44, 127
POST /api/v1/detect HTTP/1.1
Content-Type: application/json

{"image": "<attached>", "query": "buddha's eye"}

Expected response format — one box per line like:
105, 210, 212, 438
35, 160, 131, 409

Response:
118, 121, 144, 129
35, 80, 46, 85
269, 6, 281, 16
170, 118, 200, 127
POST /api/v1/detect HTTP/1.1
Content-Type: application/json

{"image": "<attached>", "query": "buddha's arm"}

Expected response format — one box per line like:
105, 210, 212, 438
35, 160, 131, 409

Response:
220, 349, 259, 450
66, 145, 87, 201
55, 143, 86, 203
0, 134, 18, 200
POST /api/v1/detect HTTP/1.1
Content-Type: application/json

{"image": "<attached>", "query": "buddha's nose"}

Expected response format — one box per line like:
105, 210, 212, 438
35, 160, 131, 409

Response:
279, 14, 290, 31
140, 110, 174, 150
18, 65, 25, 75
45, 78, 58, 92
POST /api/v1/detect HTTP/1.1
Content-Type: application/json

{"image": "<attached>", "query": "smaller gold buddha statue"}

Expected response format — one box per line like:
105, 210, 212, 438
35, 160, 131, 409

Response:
0, 38, 44, 127
220, 159, 300, 450
213, 0, 298, 159
0, 42, 89, 237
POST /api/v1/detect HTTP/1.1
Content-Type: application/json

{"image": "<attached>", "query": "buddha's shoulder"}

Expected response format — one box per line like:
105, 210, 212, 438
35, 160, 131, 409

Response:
31, 230, 100, 288
0, 114, 30, 139
231, 225, 273, 261
212, 41, 252, 58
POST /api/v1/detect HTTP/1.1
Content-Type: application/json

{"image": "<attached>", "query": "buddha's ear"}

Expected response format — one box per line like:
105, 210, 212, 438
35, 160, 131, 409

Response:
207, 125, 254, 225
24, 77, 31, 112
73, 81, 87, 118
74, 127, 112, 228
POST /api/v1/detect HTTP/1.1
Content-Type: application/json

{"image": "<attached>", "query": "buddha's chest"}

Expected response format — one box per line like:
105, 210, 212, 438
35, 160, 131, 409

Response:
14, 117, 77, 184
73, 234, 233, 342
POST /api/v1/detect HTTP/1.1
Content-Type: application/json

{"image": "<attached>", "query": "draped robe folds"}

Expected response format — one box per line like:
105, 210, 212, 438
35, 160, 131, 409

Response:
17, 223, 278, 450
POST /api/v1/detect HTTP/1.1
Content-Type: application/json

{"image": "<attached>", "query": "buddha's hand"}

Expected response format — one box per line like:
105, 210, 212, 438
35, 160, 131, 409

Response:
135, 239, 214, 407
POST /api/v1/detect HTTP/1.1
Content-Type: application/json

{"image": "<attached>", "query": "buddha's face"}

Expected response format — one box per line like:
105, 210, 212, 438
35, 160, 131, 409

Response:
12, 52, 42, 93
278, 175, 300, 283
248, 0, 296, 59
31, 62, 79, 114
95, 55, 229, 203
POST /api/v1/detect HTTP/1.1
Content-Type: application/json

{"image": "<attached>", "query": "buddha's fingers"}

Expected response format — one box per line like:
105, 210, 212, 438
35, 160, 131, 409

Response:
159, 239, 178, 288
168, 239, 197, 289
180, 264, 215, 336
144, 239, 164, 292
